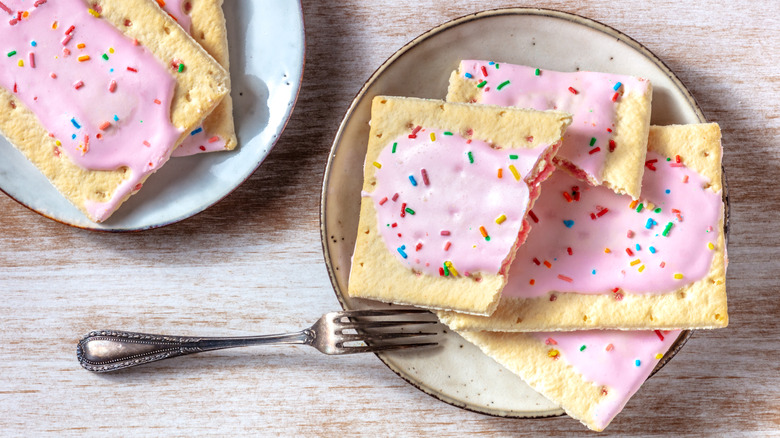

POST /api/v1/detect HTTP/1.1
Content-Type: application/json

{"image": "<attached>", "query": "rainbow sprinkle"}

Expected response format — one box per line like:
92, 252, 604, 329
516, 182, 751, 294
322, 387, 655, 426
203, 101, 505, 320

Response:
479, 226, 490, 241
497, 80, 510, 90
421, 169, 430, 185
508, 164, 521, 181
495, 214, 507, 225
445, 261, 459, 276
645, 218, 657, 229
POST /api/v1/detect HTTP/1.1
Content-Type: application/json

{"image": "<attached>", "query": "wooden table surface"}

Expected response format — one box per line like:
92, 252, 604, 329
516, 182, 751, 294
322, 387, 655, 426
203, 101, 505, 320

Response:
1, 0, 778, 436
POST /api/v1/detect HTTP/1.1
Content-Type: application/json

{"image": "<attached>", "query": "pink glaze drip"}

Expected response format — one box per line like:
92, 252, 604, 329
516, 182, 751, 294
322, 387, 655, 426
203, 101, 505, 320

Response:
460, 60, 649, 184
0, 0, 181, 221
162, 0, 227, 158
370, 128, 551, 277
505, 151, 722, 297
531, 329, 680, 429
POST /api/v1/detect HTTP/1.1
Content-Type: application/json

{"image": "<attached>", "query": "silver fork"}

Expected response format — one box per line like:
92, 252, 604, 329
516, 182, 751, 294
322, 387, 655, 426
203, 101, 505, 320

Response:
77, 309, 440, 372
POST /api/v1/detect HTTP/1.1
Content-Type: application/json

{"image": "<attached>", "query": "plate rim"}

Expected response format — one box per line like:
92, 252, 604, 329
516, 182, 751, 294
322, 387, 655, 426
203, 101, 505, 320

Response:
0, 0, 306, 233
320, 7, 706, 419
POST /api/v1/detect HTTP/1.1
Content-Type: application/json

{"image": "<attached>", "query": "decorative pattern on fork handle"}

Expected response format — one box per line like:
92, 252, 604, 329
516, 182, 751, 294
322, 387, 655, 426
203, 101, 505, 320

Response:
77, 329, 313, 372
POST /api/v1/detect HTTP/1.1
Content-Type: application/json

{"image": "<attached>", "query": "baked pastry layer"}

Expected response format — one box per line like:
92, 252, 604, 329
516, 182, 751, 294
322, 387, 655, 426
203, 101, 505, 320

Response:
457, 329, 679, 431
348, 96, 571, 315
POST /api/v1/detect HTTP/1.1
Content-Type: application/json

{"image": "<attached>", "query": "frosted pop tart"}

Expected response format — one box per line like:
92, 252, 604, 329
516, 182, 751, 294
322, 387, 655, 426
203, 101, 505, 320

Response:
0, 0, 229, 222
448, 60, 652, 199
439, 124, 727, 330
348, 96, 571, 315
161, 0, 237, 156
457, 329, 680, 431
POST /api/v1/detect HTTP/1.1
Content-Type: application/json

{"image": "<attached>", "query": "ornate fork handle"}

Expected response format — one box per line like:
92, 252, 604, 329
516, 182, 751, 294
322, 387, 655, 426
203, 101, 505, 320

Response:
77, 329, 314, 372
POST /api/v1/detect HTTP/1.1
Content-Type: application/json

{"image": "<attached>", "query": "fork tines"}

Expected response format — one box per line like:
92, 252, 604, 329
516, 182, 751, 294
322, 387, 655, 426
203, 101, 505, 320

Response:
338, 308, 439, 318
330, 308, 441, 354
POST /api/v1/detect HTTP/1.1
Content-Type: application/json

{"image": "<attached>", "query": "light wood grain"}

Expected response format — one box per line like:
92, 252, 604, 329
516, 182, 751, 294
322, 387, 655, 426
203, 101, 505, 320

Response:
1, 0, 779, 435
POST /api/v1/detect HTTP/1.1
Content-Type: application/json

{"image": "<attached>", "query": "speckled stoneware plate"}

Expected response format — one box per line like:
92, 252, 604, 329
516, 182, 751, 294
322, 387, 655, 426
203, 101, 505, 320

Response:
0, 1, 304, 231
321, 8, 717, 418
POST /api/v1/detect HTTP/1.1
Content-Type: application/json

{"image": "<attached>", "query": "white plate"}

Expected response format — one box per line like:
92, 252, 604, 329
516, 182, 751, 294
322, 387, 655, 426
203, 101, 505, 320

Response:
321, 8, 705, 418
0, 1, 305, 231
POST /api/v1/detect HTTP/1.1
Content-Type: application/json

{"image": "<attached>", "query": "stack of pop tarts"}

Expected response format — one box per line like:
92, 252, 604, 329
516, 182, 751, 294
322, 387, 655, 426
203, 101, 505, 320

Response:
0, 0, 237, 222
349, 60, 727, 431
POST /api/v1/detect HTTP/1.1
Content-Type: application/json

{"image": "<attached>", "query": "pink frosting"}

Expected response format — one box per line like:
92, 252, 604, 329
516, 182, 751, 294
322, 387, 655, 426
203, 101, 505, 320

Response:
504, 151, 722, 297
0, 0, 181, 221
459, 60, 649, 184
369, 127, 550, 277
531, 329, 680, 429
162, 0, 227, 157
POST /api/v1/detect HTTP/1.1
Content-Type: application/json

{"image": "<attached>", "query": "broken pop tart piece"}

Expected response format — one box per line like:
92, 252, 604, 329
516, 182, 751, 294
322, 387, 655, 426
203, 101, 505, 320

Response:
348, 96, 571, 315
439, 123, 727, 330
448, 60, 652, 199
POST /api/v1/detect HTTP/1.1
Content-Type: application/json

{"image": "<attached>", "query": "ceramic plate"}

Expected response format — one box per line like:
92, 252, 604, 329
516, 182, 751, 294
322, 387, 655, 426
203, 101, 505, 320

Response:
321, 8, 710, 418
0, 1, 305, 231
